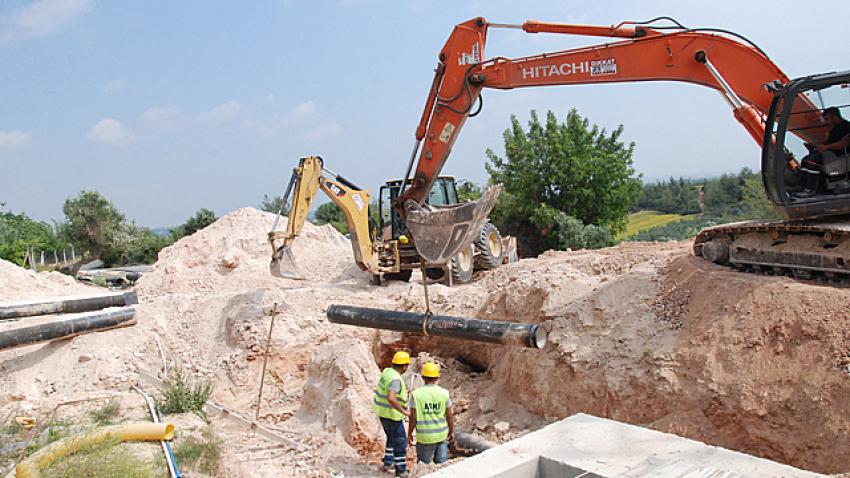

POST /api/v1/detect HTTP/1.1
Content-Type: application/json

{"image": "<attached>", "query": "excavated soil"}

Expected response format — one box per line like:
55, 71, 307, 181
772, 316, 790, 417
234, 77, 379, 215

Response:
1, 208, 848, 476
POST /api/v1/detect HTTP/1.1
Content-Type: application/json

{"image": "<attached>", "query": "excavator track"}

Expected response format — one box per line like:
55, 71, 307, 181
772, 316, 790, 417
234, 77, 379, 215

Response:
694, 217, 850, 284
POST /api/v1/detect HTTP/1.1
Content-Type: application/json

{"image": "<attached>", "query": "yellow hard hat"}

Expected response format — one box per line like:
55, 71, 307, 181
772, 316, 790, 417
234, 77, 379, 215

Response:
422, 362, 440, 378
392, 351, 411, 365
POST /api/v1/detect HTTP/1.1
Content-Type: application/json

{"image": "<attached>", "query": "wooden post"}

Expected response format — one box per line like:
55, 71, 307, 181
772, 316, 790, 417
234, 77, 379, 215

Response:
255, 303, 280, 420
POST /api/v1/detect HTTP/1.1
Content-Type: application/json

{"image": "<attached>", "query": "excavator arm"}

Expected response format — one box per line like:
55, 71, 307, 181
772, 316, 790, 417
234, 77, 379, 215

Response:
269, 156, 376, 278
398, 17, 824, 259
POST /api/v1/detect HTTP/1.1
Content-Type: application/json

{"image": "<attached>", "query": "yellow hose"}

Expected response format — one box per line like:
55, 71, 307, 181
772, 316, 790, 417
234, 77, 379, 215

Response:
9, 422, 174, 478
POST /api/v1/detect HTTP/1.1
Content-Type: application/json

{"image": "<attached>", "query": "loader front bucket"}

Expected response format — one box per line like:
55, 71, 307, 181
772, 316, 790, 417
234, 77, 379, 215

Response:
404, 185, 502, 264
270, 245, 306, 280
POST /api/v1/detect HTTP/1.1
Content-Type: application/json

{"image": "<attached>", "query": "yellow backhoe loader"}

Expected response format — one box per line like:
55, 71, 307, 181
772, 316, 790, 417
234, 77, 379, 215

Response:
267, 156, 517, 285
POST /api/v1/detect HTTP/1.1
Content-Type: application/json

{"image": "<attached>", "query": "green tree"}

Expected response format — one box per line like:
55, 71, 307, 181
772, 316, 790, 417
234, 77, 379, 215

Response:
456, 181, 483, 202
123, 224, 174, 265
62, 190, 126, 261
314, 202, 348, 234
740, 173, 781, 220
172, 208, 217, 239
486, 109, 641, 255
260, 194, 288, 214
0, 210, 64, 266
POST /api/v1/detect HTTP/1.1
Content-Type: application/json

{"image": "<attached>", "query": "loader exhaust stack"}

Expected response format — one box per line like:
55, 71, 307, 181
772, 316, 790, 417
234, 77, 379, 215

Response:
326, 304, 546, 349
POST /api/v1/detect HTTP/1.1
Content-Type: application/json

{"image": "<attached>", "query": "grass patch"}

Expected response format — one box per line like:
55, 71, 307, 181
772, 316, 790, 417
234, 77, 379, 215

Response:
173, 427, 223, 475
156, 368, 213, 420
88, 399, 121, 426
628, 215, 723, 242
624, 211, 693, 238
42, 438, 155, 478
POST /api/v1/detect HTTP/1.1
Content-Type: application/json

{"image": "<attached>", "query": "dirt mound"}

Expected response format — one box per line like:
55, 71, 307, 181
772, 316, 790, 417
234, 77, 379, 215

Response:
4, 205, 849, 476
136, 207, 362, 297
0, 259, 94, 302
297, 341, 381, 453
409, 244, 850, 474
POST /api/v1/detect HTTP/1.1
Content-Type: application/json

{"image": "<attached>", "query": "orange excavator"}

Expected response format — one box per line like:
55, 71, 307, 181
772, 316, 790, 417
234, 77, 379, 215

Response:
397, 16, 850, 281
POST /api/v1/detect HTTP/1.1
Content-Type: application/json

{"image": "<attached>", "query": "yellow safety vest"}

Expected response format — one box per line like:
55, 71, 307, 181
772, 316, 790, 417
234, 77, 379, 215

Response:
373, 368, 408, 421
411, 385, 450, 444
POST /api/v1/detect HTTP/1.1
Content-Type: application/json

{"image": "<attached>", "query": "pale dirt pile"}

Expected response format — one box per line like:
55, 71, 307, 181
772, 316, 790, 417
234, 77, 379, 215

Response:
388, 241, 850, 474
2, 209, 849, 476
0, 208, 394, 477
0, 258, 95, 302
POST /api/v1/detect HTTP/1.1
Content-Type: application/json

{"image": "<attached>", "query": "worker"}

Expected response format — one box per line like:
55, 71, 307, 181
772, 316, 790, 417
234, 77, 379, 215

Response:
408, 362, 455, 465
797, 107, 850, 197
816, 107, 850, 155
373, 350, 410, 477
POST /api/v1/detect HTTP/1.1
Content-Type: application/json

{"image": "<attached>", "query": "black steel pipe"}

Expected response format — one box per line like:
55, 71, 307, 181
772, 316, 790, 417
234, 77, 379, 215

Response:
326, 304, 546, 349
0, 291, 138, 320
0, 308, 136, 351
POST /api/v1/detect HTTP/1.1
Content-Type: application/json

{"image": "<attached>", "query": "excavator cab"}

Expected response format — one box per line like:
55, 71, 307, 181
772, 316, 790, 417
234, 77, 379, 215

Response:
764, 70, 850, 219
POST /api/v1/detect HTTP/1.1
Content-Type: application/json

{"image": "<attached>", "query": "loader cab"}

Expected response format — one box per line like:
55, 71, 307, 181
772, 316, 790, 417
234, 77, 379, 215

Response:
764, 70, 850, 219
378, 177, 460, 242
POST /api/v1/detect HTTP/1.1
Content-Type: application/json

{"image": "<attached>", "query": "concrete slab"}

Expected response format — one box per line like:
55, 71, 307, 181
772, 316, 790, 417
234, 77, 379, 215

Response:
424, 414, 826, 478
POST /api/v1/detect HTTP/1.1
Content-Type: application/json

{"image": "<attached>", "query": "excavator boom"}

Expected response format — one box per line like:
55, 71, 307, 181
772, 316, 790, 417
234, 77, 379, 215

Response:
401, 17, 823, 206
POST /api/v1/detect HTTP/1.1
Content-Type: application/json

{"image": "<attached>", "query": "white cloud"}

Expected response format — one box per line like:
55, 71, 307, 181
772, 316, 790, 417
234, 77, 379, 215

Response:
304, 122, 343, 142
0, 0, 91, 42
104, 78, 125, 93
0, 130, 31, 152
198, 101, 242, 124
140, 105, 181, 128
291, 100, 315, 116
87, 118, 133, 145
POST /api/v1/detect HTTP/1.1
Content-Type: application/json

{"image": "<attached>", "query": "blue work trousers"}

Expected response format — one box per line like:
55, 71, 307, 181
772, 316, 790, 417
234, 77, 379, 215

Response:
415, 440, 449, 464
379, 417, 407, 474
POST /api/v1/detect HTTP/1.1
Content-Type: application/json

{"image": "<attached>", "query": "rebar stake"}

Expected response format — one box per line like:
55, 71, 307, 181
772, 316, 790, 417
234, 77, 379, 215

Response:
255, 303, 280, 421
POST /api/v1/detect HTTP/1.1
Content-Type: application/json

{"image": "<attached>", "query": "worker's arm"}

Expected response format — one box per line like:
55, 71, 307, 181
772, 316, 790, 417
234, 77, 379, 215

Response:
408, 406, 416, 444
387, 389, 410, 417
817, 134, 850, 152
446, 403, 455, 444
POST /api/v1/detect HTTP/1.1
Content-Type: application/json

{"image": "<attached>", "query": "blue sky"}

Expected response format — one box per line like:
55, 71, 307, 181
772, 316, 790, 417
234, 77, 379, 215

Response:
0, 0, 846, 226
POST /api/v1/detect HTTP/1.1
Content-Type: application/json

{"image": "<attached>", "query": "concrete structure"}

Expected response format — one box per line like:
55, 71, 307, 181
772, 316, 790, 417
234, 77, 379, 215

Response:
425, 414, 826, 478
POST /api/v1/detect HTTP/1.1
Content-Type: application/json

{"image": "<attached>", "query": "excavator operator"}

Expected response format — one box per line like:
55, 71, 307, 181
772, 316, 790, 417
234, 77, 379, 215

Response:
797, 107, 850, 197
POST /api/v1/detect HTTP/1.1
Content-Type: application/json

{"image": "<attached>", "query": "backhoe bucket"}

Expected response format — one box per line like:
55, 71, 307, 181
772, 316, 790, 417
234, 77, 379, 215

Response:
404, 185, 502, 264
270, 246, 305, 280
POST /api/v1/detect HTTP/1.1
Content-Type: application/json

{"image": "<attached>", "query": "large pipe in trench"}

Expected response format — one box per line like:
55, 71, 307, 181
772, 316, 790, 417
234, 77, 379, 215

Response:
454, 431, 497, 454
326, 305, 546, 349
0, 308, 136, 351
0, 292, 138, 320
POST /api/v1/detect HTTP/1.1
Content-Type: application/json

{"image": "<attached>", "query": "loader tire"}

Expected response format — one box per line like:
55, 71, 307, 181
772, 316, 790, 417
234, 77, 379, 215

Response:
451, 244, 475, 283
425, 268, 445, 281
474, 222, 505, 270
